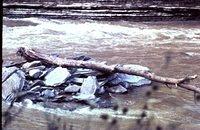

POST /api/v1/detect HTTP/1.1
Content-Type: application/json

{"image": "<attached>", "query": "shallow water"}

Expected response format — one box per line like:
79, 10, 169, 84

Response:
2, 17, 200, 130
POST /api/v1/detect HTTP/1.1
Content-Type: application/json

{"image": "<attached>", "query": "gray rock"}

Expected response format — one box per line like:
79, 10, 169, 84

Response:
73, 68, 100, 76
108, 85, 127, 93
120, 82, 130, 89
97, 86, 105, 94
80, 76, 99, 95
108, 75, 121, 85
72, 76, 99, 100
22, 99, 33, 107
22, 61, 42, 70
86, 97, 116, 108
28, 69, 43, 79
2, 67, 18, 82
72, 94, 95, 100
64, 84, 81, 93
70, 77, 85, 84
39, 68, 53, 78
30, 80, 45, 88
44, 67, 71, 86
41, 89, 56, 98
2, 61, 15, 67
2, 67, 25, 101
29, 85, 41, 91
27, 65, 46, 71
110, 64, 151, 86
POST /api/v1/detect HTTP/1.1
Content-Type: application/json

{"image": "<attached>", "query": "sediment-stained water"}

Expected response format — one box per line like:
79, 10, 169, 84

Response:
2, 17, 200, 130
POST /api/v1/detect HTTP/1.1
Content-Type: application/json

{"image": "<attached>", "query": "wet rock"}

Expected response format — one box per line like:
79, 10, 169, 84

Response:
108, 75, 121, 85
30, 86, 50, 93
29, 85, 41, 91
26, 65, 46, 71
64, 84, 81, 93
70, 77, 85, 84
28, 69, 43, 79
44, 67, 71, 86
41, 89, 57, 98
2, 67, 25, 101
86, 96, 116, 108
30, 80, 45, 88
120, 82, 130, 89
108, 85, 128, 93
97, 86, 106, 94
110, 64, 151, 86
73, 94, 96, 101
39, 68, 53, 78
3, 61, 15, 67
22, 99, 33, 107
61, 102, 86, 111
73, 68, 99, 76
2, 66, 18, 82
73, 55, 92, 61
24, 79, 44, 91
22, 61, 42, 70
80, 76, 99, 94
51, 53, 59, 58
73, 76, 99, 100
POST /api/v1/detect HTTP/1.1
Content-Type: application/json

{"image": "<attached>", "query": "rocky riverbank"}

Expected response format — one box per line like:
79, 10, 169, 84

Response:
2, 54, 151, 109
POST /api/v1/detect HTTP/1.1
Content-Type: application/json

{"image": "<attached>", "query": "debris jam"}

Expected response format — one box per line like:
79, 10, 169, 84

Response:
2, 55, 151, 109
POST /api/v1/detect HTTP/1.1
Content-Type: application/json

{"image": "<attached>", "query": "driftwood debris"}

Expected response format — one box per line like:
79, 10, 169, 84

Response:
17, 47, 200, 94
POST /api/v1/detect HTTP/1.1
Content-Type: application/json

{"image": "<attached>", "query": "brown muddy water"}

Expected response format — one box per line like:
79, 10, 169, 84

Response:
2, 17, 200, 130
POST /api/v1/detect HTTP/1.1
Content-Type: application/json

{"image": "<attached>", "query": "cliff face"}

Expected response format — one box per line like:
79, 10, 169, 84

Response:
3, 0, 200, 7
3, 0, 200, 21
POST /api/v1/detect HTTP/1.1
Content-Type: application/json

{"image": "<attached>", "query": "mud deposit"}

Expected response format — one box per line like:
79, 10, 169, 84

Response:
2, 17, 200, 130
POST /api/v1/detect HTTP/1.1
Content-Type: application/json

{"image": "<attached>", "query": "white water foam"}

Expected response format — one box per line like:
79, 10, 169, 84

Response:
3, 17, 200, 51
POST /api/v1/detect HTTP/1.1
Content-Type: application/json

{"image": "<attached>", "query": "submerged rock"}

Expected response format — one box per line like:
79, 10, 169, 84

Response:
86, 92, 116, 108
110, 64, 151, 86
73, 55, 92, 61
73, 94, 96, 101
73, 76, 99, 100
86, 98, 116, 108
2, 67, 25, 101
64, 84, 81, 93
44, 67, 71, 86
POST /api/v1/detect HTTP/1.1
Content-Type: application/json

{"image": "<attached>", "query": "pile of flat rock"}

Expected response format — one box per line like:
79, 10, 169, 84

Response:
2, 57, 151, 108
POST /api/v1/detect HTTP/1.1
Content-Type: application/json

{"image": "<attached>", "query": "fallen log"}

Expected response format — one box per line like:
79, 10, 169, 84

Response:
17, 47, 200, 94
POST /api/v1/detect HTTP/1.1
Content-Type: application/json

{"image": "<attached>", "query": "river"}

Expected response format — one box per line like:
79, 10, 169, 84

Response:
2, 17, 200, 130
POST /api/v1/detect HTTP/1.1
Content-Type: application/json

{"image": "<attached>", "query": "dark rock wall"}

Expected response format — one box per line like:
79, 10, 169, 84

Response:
3, 0, 200, 21
3, 0, 200, 7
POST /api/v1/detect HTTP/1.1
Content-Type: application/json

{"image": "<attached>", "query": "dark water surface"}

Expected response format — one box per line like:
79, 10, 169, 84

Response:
2, 17, 200, 130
